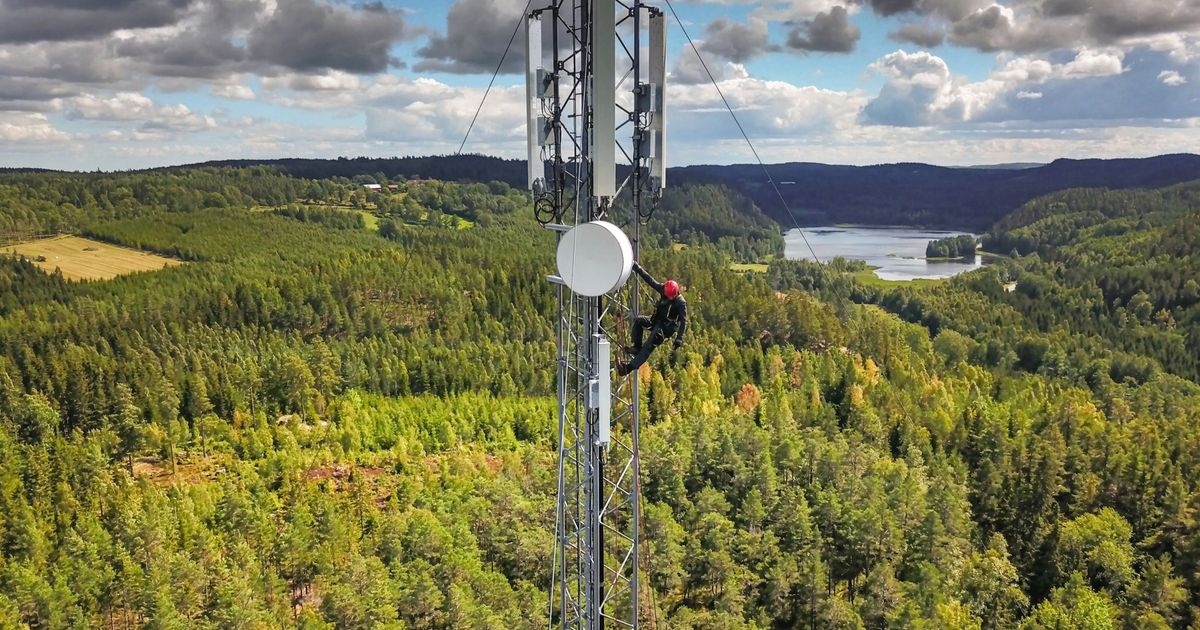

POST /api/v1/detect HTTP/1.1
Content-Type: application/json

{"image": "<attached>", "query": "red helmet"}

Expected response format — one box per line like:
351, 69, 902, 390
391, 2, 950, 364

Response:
664, 280, 680, 299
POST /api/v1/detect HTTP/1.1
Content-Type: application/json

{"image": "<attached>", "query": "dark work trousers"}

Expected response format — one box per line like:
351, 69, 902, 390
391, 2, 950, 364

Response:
627, 316, 670, 372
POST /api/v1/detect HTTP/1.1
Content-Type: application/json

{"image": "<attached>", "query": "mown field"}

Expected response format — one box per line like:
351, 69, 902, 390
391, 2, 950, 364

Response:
0, 235, 183, 280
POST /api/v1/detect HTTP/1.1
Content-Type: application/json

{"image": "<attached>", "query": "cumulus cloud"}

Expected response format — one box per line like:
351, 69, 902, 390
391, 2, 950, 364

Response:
861, 0, 1200, 54
945, 0, 1200, 53
363, 82, 527, 158
0, 42, 125, 83
65, 92, 160, 120
0, 78, 77, 110
751, 0, 855, 22
864, 0, 989, 21
866, 0, 919, 17
363, 76, 464, 109
137, 105, 217, 132
415, 0, 528, 74
0, 112, 70, 143
258, 73, 469, 113
1060, 47, 1124, 77
657, 75, 923, 166
0, 0, 418, 109
860, 50, 960, 125
978, 50, 1199, 122
115, 31, 245, 79
859, 47, 1117, 126
890, 23, 946, 47
667, 17, 778, 84
62, 91, 216, 133
1135, 33, 1200, 63
947, 4, 1020, 51
671, 43, 752, 85
262, 71, 362, 92
1158, 70, 1187, 86
212, 83, 255, 100
862, 46, 1197, 128
990, 55, 1054, 83
668, 76, 865, 142
247, 0, 412, 73
701, 18, 776, 63
0, 0, 192, 45
1081, 0, 1200, 42
1041, 0, 1090, 18
787, 6, 862, 53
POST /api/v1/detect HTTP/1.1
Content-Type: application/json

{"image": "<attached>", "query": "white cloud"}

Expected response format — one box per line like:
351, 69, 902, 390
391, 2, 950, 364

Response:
0, 112, 69, 143
861, 47, 1140, 127
365, 82, 526, 150
260, 74, 463, 111
860, 50, 974, 125
752, 0, 860, 22
142, 104, 217, 132
262, 71, 361, 92
213, 83, 256, 100
66, 92, 158, 121
1060, 48, 1124, 78
1134, 33, 1200, 63
363, 76, 461, 108
669, 76, 865, 148
61, 92, 216, 135
1158, 70, 1187, 86
992, 56, 1054, 83
672, 43, 752, 84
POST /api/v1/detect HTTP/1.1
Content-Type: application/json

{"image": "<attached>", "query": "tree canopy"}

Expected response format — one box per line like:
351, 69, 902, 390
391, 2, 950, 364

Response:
1, 168, 1199, 628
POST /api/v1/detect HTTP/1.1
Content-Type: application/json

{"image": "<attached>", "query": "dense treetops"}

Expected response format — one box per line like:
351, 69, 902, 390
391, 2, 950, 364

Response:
926, 234, 977, 260
0, 168, 1198, 628
122, 152, 1200, 231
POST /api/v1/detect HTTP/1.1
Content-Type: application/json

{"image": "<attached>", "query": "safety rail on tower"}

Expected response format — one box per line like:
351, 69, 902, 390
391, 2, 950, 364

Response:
525, 2, 666, 629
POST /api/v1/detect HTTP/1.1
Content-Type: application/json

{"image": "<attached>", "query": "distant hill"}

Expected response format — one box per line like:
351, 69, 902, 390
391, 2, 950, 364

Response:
171, 153, 1200, 231
965, 162, 1044, 170
0, 167, 57, 174
671, 154, 1200, 231
180, 155, 528, 187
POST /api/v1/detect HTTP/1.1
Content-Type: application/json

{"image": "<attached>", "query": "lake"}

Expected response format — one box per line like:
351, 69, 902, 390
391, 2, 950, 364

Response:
784, 226, 984, 281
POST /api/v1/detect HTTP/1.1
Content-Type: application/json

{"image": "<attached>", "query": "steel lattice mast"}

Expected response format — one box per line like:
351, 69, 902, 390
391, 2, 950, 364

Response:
525, 2, 666, 629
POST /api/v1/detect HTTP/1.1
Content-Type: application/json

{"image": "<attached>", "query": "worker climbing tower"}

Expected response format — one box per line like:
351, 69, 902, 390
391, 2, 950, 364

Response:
525, 2, 666, 628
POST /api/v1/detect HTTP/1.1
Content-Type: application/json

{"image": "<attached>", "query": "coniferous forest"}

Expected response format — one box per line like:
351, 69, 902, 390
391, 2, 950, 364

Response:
1, 166, 1199, 629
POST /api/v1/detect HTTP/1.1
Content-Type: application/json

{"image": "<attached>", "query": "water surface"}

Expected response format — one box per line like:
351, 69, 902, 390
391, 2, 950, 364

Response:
784, 226, 983, 281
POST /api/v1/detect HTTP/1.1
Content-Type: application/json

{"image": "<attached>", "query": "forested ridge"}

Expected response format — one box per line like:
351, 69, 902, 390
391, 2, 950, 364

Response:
674, 154, 1200, 230
1, 168, 1198, 628
132, 152, 1200, 231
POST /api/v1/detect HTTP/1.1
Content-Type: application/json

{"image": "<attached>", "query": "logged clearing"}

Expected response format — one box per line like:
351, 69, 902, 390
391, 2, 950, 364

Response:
730, 262, 769, 273
1, 235, 183, 280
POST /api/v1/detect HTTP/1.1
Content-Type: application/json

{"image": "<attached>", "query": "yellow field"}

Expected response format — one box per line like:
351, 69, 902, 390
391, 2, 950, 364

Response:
1, 235, 183, 281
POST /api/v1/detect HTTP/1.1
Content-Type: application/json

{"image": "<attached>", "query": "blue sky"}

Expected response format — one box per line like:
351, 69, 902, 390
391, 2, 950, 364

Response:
0, 0, 1197, 171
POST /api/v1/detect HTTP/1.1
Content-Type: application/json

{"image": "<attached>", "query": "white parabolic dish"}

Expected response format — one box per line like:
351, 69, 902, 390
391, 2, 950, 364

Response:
556, 221, 633, 297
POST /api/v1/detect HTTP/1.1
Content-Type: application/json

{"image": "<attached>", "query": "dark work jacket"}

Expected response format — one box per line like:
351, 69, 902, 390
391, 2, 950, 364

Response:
633, 265, 688, 344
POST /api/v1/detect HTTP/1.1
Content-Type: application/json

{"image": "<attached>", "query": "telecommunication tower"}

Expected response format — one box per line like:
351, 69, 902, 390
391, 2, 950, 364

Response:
525, 2, 667, 628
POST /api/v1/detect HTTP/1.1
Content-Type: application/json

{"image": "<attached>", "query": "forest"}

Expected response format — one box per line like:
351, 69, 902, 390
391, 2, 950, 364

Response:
1, 166, 1199, 628
672, 154, 1200, 230
25, 151, 1194, 232
925, 235, 977, 260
